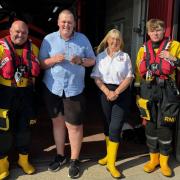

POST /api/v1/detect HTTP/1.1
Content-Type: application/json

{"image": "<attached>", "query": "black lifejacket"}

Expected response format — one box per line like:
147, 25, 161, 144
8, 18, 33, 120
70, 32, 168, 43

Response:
139, 38, 175, 79
0, 35, 40, 79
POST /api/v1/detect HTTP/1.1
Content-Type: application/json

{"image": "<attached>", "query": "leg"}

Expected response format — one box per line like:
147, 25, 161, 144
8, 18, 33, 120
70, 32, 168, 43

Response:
0, 131, 12, 179
66, 122, 83, 178
109, 104, 125, 142
107, 140, 121, 179
63, 94, 85, 178
0, 86, 14, 177
0, 106, 13, 179
15, 118, 35, 175
42, 83, 66, 156
52, 115, 66, 156
0, 156, 9, 180
144, 122, 159, 173
100, 93, 111, 136
98, 93, 111, 166
66, 122, 83, 160
98, 136, 109, 165
158, 127, 173, 177
106, 104, 126, 179
42, 84, 67, 172
63, 93, 85, 160
66, 122, 83, 179
0, 131, 12, 158
48, 116, 67, 172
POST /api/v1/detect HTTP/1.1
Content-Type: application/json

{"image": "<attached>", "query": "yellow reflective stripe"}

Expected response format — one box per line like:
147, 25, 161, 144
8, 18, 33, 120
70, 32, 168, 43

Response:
0, 108, 9, 131
0, 76, 29, 87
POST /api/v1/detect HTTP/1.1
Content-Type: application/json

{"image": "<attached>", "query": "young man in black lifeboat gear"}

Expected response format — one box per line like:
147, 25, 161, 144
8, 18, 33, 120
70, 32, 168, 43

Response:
135, 19, 180, 177
0, 20, 40, 179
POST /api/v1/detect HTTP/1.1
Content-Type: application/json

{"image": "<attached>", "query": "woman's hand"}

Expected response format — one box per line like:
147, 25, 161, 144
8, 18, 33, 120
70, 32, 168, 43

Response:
107, 91, 118, 101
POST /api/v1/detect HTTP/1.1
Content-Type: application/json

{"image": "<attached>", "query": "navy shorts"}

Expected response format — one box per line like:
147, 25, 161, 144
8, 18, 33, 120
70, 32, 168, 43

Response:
42, 83, 85, 125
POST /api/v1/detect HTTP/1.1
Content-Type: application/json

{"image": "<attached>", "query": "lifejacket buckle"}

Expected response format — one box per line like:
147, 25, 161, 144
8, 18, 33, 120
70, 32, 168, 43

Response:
146, 70, 153, 81
14, 71, 22, 83
150, 63, 159, 72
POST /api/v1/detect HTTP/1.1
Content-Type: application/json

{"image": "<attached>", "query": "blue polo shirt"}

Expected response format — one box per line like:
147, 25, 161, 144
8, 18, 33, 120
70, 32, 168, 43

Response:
39, 31, 95, 97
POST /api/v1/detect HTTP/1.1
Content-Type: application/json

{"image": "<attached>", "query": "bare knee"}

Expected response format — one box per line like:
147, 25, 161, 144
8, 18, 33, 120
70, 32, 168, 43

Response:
52, 116, 65, 127
66, 123, 83, 133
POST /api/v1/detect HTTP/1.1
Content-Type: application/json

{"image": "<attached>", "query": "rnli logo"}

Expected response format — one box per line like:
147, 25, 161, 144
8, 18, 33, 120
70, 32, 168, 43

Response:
117, 54, 125, 61
164, 117, 176, 123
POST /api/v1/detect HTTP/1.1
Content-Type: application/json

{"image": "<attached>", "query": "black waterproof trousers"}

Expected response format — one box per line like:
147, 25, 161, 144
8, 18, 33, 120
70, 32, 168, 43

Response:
0, 85, 35, 158
140, 79, 179, 155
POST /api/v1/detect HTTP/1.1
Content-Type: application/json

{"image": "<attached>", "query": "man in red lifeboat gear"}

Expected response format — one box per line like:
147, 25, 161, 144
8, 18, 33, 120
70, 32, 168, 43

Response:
0, 20, 40, 179
135, 19, 180, 177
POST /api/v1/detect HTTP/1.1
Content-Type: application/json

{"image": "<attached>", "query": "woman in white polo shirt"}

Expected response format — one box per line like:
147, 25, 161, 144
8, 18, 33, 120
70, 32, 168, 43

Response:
91, 29, 134, 179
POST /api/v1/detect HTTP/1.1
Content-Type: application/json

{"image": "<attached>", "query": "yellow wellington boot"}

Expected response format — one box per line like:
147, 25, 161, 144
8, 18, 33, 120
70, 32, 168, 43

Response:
143, 153, 159, 173
160, 154, 172, 177
106, 140, 121, 179
98, 136, 109, 165
18, 154, 35, 174
0, 156, 9, 180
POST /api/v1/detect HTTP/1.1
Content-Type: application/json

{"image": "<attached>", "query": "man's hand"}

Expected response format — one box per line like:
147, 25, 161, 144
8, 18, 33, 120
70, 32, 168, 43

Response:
159, 50, 177, 61
53, 54, 65, 64
71, 56, 82, 65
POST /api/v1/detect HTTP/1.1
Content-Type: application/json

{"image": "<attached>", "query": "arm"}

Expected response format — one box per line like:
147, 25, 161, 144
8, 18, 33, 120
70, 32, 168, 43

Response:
70, 56, 95, 67
31, 44, 40, 86
80, 34, 96, 67
107, 77, 133, 101
109, 53, 134, 101
81, 57, 95, 67
159, 41, 180, 67
40, 54, 65, 70
114, 77, 133, 96
115, 54, 134, 96
94, 77, 110, 96
91, 57, 109, 95
39, 36, 65, 69
134, 47, 144, 88
161, 53, 180, 68
159, 50, 178, 61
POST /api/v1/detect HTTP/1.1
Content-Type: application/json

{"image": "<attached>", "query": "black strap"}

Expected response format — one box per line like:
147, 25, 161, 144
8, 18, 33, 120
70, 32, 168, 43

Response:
26, 40, 32, 76
145, 42, 150, 70
4, 37, 17, 73
159, 38, 169, 75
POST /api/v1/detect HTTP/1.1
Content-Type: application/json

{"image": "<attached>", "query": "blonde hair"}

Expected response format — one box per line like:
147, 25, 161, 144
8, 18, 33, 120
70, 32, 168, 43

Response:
146, 19, 165, 32
96, 29, 124, 54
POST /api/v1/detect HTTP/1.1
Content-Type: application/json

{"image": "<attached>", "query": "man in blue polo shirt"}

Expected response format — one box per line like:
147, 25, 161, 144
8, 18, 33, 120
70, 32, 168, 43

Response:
39, 9, 95, 178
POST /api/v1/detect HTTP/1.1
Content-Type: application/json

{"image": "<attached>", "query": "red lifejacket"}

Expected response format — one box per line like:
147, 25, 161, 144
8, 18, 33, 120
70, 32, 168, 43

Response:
0, 36, 40, 79
139, 38, 175, 79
